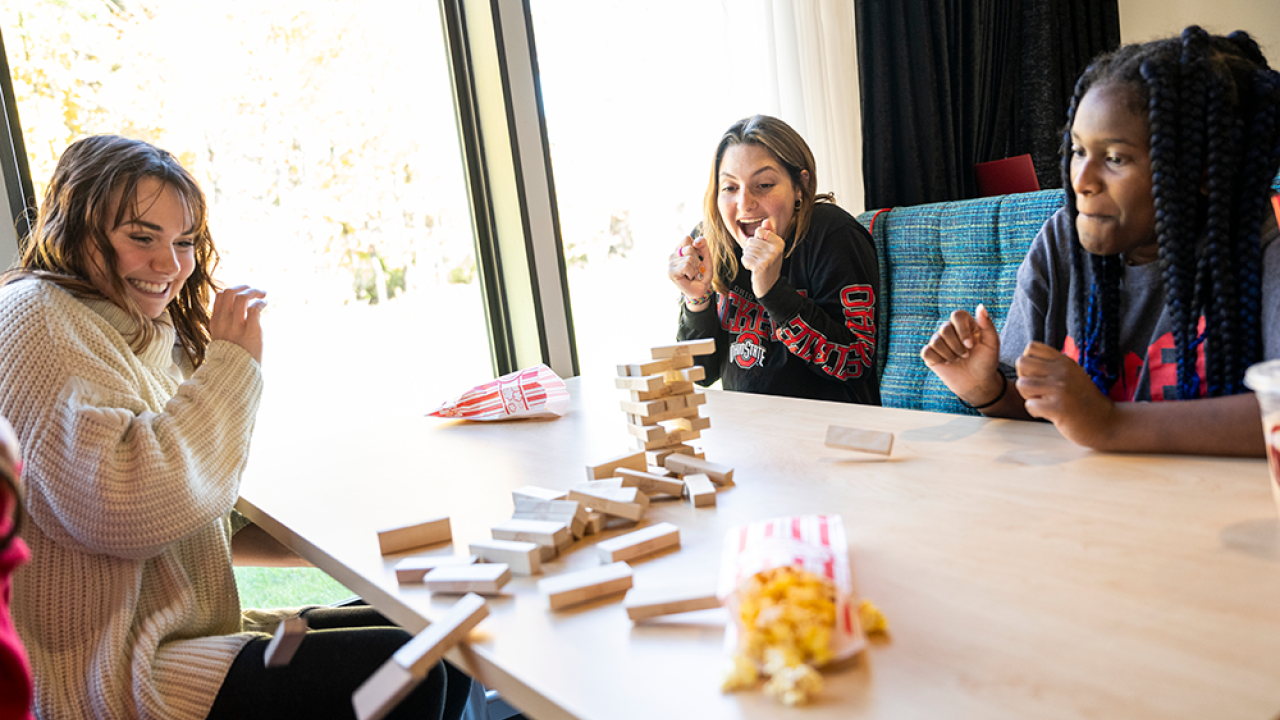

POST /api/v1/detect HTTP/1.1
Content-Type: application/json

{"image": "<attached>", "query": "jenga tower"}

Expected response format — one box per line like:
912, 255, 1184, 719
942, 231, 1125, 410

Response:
614, 339, 716, 469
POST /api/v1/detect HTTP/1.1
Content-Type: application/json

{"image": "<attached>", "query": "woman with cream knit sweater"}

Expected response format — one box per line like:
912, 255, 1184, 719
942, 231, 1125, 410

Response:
0, 136, 458, 719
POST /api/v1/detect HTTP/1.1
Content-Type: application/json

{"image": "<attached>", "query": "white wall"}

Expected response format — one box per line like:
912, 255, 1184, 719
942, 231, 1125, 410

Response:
1118, 0, 1280, 60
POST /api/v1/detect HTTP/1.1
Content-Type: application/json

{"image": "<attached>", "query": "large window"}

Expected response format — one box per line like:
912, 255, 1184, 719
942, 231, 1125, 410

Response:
529, 1, 779, 373
1, 0, 491, 420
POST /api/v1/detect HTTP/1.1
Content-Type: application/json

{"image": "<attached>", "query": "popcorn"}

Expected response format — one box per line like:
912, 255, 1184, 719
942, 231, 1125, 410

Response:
858, 598, 889, 636
718, 515, 864, 706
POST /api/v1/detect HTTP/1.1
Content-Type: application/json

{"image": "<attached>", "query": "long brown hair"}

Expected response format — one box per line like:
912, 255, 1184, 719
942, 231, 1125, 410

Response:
700, 114, 832, 295
6, 135, 219, 366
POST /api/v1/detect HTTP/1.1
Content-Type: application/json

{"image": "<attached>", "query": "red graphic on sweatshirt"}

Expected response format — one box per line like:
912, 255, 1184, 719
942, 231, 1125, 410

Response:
1061, 316, 1206, 401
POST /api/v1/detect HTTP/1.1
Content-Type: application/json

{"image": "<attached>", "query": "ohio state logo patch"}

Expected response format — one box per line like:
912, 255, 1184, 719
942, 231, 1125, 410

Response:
730, 333, 766, 369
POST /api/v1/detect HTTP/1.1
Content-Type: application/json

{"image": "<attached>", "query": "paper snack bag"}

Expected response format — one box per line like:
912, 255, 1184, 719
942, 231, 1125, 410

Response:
427, 364, 569, 421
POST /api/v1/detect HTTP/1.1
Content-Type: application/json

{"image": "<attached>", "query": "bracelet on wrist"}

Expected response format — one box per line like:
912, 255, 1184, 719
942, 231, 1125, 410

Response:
960, 373, 1008, 411
683, 291, 713, 308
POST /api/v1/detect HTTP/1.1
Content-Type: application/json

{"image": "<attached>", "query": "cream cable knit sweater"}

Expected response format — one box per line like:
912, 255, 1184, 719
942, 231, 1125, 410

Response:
0, 278, 264, 720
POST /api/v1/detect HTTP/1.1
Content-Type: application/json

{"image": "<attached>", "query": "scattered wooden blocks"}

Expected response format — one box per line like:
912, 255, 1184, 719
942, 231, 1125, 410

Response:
825, 425, 895, 456
664, 454, 734, 486
538, 562, 634, 611
512, 498, 587, 538
596, 522, 680, 563
264, 617, 307, 667
352, 593, 488, 720
624, 587, 721, 622
683, 473, 717, 508
568, 486, 650, 522
469, 539, 542, 575
394, 554, 479, 584
377, 517, 452, 555
650, 339, 716, 358
645, 446, 698, 467
584, 510, 607, 535
614, 468, 685, 497
422, 563, 511, 595
585, 451, 647, 480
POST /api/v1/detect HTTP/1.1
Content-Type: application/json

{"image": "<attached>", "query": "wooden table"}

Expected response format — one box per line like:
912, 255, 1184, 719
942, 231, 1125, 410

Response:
237, 375, 1280, 720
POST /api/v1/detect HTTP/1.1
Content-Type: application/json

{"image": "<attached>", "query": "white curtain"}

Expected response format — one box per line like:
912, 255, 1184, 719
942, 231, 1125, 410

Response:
725, 0, 865, 215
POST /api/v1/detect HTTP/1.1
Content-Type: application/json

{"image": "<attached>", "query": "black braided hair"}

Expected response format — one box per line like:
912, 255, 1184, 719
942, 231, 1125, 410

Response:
1060, 26, 1280, 399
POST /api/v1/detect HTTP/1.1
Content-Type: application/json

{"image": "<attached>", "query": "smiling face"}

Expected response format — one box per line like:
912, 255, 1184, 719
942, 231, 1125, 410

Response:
87, 177, 197, 319
1069, 82, 1159, 263
716, 143, 806, 248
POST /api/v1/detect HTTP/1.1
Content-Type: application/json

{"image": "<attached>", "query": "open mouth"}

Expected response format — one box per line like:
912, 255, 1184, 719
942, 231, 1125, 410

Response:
128, 278, 170, 296
737, 218, 764, 238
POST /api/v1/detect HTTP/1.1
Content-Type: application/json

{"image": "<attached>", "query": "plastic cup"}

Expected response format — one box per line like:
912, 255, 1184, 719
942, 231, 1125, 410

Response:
1244, 359, 1280, 516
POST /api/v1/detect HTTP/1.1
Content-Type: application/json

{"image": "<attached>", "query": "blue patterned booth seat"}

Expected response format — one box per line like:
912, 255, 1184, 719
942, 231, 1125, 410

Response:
857, 190, 1065, 414
858, 173, 1280, 414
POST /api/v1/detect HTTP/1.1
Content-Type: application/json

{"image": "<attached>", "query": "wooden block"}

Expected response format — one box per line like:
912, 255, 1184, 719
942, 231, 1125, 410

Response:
586, 451, 647, 480
650, 338, 716, 358
663, 366, 706, 384
573, 478, 627, 492
825, 425, 895, 456
684, 392, 707, 408
683, 473, 717, 507
617, 358, 676, 377
625, 422, 669, 443
664, 454, 734, 486
596, 522, 680, 563
663, 381, 696, 396
538, 562, 634, 611
619, 398, 670, 417
614, 374, 665, 393
394, 554, 479, 584
264, 616, 307, 667
511, 485, 568, 503
669, 415, 711, 432
377, 517, 452, 555
422, 563, 511, 595
492, 519, 571, 547
352, 593, 488, 720
646, 445, 696, 466
512, 498, 587, 539
537, 543, 559, 562
568, 486, 649, 522
624, 587, 721, 621
584, 510, 607, 535
469, 539, 542, 575
614, 468, 685, 497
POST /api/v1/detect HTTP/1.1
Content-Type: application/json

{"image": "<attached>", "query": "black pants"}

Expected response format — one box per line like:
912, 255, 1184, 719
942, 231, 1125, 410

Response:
208, 605, 473, 720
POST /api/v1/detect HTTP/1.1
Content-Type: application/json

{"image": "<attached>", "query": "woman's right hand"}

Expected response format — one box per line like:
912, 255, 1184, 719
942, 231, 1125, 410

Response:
920, 304, 1004, 407
210, 285, 268, 364
667, 235, 711, 310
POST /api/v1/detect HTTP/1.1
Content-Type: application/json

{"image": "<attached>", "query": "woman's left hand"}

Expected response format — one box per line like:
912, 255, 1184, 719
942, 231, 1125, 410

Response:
740, 218, 786, 298
1015, 341, 1118, 448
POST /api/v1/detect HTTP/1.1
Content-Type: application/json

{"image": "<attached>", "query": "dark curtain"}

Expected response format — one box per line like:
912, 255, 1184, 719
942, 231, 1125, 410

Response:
855, 0, 1120, 210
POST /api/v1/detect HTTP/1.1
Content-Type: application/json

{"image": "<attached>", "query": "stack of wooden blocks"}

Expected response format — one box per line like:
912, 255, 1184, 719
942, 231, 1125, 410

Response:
615, 338, 716, 468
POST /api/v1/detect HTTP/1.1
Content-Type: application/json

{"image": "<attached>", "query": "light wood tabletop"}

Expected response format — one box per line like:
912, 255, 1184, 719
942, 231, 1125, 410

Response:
236, 375, 1280, 720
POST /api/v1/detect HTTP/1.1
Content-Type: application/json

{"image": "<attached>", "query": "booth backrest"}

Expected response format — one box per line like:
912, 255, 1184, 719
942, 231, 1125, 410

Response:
859, 174, 1280, 414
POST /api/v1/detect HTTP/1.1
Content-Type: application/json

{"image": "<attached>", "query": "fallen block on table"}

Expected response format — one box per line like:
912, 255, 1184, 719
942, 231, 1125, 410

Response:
568, 486, 650, 522
645, 445, 699, 467
624, 587, 721, 622
650, 338, 716, 358
512, 498, 587, 538
492, 518, 572, 548
422, 563, 511, 595
264, 616, 307, 667
824, 425, 894, 456
352, 593, 488, 720
511, 485, 568, 503
584, 510, 607, 535
683, 473, 717, 508
663, 454, 734, 486
538, 561, 634, 610
394, 554, 479, 584
585, 451, 647, 480
377, 516, 452, 555
596, 522, 680, 563
614, 468, 685, 497
469, 539, 542, 575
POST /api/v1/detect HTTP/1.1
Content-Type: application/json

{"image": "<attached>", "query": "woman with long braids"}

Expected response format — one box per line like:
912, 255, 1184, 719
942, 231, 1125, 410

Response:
921, 27, 1280, 456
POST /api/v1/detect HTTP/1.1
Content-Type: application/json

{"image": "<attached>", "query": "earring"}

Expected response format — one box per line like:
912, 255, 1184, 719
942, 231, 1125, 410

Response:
794, 199, 802, 210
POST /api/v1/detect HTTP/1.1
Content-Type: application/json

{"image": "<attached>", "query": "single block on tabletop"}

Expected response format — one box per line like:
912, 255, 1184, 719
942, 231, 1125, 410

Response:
614, 468, 685, 497
511, 485, 568, 503
394, 554, 479, 584
569, 485, 650, 522
683, 473, 717, 508
824, 425, 894, 456
538, 561, 634, 611
596, 522, 681, 563
422, 563, 512, 595
469, 538, 542, 575
624, 586, 721, 621
491, 518, 572, 547
585, 451, 647, 480
377, 516, 452, 555
664, 454, 733, 486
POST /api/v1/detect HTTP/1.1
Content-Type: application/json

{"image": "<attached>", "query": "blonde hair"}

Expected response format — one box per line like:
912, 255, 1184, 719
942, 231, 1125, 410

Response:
5, 135, 219, 367
700, 115, 831, 295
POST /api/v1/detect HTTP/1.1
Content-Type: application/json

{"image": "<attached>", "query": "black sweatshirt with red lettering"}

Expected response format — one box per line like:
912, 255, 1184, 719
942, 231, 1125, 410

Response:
677, 202, 880, 405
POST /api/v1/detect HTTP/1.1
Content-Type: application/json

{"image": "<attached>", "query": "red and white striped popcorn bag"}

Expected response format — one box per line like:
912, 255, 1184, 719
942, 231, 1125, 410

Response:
427, 364, 569, 421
